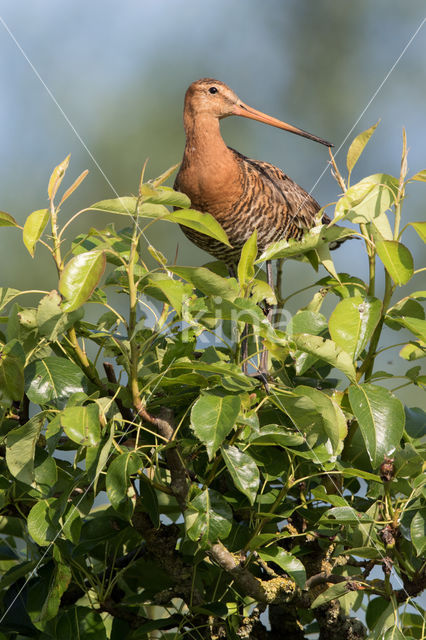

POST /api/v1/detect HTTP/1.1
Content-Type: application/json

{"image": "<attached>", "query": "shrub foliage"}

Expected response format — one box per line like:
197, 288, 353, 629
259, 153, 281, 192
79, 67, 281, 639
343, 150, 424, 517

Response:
0, 129, 425, 639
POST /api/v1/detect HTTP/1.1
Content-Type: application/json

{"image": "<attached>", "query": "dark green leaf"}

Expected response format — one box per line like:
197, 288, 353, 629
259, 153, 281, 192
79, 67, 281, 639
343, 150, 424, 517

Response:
56, 607, 107, 640
311, 582, 353, 608
106, 452, 140, 520
221, 445, 259, 504
0, 351, 24, 404
258, 547, 306, 588
191, 392, 241, 459
185, 488, 232, 544
348, 383, 405, 468
25, 357, 90, 406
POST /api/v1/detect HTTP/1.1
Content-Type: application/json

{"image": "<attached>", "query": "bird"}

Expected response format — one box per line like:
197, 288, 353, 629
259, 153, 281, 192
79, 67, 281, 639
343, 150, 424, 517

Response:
174, 78, 333, 270
174, 78, 334, 374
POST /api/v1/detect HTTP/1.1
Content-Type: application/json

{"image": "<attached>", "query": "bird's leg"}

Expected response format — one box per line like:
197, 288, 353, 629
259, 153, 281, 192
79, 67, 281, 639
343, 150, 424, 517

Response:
259, 260, 274, 374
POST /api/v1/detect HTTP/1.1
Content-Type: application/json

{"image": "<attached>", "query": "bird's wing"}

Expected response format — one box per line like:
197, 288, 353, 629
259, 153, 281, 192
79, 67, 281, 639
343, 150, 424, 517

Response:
230, 148, 328, 229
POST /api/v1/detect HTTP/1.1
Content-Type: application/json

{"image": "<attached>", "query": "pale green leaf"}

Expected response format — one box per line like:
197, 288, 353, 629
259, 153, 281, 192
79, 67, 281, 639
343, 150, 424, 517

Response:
346, 122, 379, 175
329, 295, 382, 360
290, 333, 357, 382
376, 240, 414, 285
60, 404, 101, 447
23, 209, 50, 257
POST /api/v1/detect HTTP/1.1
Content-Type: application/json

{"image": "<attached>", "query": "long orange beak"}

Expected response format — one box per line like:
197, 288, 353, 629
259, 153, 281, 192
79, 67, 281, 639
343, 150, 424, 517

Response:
233, 102, 333, 148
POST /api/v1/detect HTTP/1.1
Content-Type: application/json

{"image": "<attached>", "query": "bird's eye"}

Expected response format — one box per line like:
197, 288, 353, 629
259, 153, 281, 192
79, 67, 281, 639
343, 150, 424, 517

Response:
208, 86, 218, 94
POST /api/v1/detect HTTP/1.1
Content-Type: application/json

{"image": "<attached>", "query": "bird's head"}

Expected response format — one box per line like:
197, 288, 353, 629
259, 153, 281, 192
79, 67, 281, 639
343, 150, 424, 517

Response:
184, 78, 333, 147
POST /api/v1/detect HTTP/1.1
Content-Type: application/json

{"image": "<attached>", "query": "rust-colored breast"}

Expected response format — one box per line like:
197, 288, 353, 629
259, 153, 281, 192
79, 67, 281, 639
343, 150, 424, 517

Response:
175, 147, 322, 266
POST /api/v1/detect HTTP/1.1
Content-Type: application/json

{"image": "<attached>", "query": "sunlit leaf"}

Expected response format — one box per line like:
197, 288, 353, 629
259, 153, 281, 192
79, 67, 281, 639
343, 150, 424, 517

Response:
90, 196, 139, 215
347, 121, 379, 175
0, 211, 18, 227
294, 385, 347, 451
376, 240, 413, 285
22, 209, 49, 257
191, 392, 241, 460
221, 445, 259, 504
258, 548, 306, 588
407, 221, 426, 242
60, 404, 101, 447
257, 225, 354, 262
348, 383, 405, 468
170, 266, 238, 301
27, 498, 59, 546
48, 155, 70, 200
59, 250, 106, 311
141, 184, 191, 208
164, 208, 231, 247
312, 582, 352, 608
25, 357, 90, 406
238, 230, 257, 289
334, 174, 398, 223
144, 275, 192, 316
391, 317, 426, 342
410, 169, 426, 182
58, 169, 89, 207
290, 333, 357, 382
329, 295, 382, 360
6, 414, 45, 485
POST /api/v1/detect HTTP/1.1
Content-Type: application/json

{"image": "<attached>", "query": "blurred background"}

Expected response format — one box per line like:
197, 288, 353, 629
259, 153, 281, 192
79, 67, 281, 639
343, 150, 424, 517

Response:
0, 0, 425, 404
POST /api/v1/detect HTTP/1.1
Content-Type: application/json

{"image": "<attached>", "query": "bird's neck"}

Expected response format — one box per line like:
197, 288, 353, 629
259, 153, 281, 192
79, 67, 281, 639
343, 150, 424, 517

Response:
183, 113, 231, 163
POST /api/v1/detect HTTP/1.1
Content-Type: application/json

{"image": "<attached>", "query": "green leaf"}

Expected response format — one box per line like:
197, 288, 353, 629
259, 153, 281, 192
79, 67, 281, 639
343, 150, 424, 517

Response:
164, 208, 231, 247
347, 121, 379, 175
221, 445, 259, 504
27, 498, 59, 546
238, 230, 257, 289
376, 240, 414, 285
191, 392, 241, 460
59, 250, 106, 311
90, 196, 139, 215
290, 333, 357, 382
348, 383, 405, 468
106, 452, 140, 520
22, 209, 50, 257
410, 169, 426, 182
257, 225, 354, 262
141, 184, 191, 208
311, 582, 352, 608
329, 295, 382, 360
383, 628, 408, 640
410, 510, 426, 556
60, 404, 101, 446
287, 310, 328, 375
334, 174, 398, 224
56, 607, 107, 640
25, 356, 90, 406
0, 210, 18, 227
407, 221, 426, 242
6, 414, 44, 485
391, 317, 426, 342
0, 287, 20, 311
293, 386, 347, 452
34, 562, 72, 625
170, 266, 239, 301
36, 290, 83, 340
258, 548, 306, 588
185, 488, 232, 545
144, 276, 191, 316
0, 350, 24, 404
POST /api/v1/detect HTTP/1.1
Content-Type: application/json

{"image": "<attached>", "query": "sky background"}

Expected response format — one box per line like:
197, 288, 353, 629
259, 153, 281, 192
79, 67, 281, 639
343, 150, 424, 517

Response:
0, 1, 425, 405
